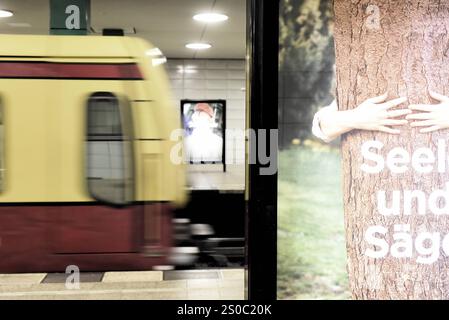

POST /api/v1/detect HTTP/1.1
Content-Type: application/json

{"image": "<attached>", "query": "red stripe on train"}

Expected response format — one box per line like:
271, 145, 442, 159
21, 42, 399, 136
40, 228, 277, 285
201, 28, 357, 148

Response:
0, 62, 144, 79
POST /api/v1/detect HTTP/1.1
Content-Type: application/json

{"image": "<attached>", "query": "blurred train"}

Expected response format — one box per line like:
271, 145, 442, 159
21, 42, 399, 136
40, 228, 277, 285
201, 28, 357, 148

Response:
0, 35, 188, 273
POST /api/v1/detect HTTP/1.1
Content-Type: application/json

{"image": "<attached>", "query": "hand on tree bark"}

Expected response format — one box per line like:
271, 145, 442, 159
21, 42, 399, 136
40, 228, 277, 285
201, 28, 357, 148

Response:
316, 93, 410, 142
348, 93, 410, 134
407, 91, 449, 133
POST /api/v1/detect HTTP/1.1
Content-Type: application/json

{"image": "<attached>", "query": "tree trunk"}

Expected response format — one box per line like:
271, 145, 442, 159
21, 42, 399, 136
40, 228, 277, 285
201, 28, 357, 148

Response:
334, 0, 449, 299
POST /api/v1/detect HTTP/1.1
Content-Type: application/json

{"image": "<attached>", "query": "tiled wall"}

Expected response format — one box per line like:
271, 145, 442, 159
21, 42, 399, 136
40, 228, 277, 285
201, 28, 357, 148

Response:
166, 59, 246, 171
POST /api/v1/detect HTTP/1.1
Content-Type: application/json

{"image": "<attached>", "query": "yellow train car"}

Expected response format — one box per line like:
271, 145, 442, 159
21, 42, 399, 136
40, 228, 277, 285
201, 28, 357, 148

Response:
0, 34, 186, 272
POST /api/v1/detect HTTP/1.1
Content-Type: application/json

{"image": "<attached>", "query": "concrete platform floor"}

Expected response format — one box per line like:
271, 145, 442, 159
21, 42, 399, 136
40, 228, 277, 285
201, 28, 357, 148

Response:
0, 269, 245, 300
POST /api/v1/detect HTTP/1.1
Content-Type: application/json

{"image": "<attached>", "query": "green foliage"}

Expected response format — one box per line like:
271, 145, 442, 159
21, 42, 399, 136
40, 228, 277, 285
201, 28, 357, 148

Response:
279, 0, 335, 145
277, 146, 350, 300
278, 0, 348, 300
279, 0, 334, 73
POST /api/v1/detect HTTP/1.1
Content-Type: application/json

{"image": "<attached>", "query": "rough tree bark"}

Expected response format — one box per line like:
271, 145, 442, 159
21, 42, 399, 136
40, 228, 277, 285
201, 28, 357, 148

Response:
334, 0, 449, 299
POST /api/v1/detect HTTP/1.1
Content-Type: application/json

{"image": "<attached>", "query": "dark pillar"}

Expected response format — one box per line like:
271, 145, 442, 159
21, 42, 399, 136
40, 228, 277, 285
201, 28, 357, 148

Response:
246, 0, 279, 300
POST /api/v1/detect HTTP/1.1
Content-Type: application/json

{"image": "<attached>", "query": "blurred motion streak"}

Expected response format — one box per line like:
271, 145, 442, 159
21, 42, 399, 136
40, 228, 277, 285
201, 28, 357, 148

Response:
0, 35, 188, 273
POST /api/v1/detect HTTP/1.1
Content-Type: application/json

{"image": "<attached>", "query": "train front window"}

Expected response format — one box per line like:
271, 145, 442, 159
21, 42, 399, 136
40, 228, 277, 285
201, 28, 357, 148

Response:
86, 92, 134, 205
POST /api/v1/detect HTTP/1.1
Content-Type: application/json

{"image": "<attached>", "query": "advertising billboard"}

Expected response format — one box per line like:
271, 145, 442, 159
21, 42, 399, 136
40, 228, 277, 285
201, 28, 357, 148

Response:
181, 100, 226, 166
279, 0, 449, 300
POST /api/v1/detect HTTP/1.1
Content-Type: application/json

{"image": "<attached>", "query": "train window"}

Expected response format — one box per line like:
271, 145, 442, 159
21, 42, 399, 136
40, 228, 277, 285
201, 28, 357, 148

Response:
86, 92, 134, 205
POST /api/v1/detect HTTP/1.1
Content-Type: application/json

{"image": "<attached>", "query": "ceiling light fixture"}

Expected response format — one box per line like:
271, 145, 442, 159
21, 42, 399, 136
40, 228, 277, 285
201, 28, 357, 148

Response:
193, 13, 229, 23
0, 9, 13, 18
186, 43, 212, 50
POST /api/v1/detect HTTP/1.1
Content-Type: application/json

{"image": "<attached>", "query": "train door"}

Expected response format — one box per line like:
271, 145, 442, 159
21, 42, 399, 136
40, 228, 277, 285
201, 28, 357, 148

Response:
132, 98, 172, 257
52, 83, 140, 255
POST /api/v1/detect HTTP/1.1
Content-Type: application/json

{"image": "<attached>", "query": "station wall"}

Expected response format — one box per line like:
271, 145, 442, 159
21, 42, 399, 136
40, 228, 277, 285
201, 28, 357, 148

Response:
166, 59, 246, 173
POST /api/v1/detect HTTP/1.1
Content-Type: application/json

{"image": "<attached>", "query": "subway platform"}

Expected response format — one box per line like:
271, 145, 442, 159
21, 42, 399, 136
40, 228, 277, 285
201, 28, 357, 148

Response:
0, 269, 245, 300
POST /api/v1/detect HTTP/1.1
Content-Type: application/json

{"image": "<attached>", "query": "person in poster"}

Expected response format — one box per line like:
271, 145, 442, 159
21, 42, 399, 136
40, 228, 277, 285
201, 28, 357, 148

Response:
184, 102, 223, 163
312, 92, 449, 142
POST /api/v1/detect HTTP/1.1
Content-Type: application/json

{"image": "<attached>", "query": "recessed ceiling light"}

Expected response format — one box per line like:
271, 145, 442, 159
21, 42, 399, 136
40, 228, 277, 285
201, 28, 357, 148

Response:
186, 43, 212, 50
0, 9, 13, 18
193, 13, 229, 23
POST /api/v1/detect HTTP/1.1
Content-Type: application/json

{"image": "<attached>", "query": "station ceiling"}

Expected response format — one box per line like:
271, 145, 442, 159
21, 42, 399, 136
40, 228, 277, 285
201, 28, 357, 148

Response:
0, 0, 246, 59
